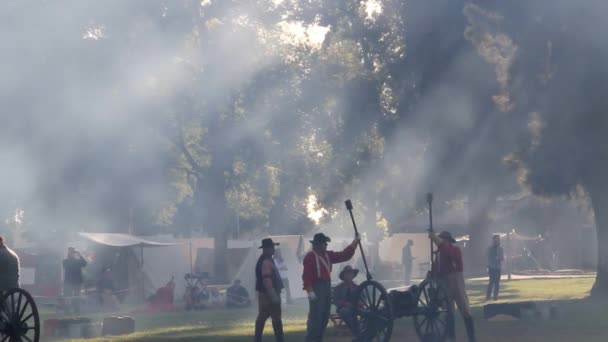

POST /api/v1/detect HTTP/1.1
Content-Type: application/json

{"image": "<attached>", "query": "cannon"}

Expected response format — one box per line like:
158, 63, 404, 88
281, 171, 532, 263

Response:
344, 193, 450, 342
0, 288, 41, 342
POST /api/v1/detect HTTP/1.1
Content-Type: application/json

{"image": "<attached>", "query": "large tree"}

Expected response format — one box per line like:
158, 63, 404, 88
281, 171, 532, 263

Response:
469, 0, 608, 293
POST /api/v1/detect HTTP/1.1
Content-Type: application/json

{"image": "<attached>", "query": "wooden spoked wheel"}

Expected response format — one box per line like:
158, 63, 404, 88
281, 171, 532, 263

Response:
355, 280, 394, 342
413, 279, 450, 342
0, 288, 41, 342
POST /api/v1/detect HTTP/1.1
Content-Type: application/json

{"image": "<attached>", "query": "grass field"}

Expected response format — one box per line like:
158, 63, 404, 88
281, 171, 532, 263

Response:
52, 277, 607, 341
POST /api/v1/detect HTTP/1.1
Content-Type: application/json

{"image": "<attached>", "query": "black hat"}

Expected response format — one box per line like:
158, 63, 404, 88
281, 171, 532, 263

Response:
259, 238, 280, 249
310, 233, 331, 245
339, 265, 359, 280
438, 231, 456, 244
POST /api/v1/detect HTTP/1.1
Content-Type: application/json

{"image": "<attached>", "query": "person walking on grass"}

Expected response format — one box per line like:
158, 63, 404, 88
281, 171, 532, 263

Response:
254, 238, 284, 342
487, 234, 504, 301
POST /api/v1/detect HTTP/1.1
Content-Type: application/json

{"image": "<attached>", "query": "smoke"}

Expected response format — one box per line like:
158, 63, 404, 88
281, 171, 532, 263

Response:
0, 1, 271, 237
1, 0, 597, 271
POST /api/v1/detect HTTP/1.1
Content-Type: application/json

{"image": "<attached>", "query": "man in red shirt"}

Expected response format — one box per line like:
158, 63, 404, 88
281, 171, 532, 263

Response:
429, 230, 476, 342
302, 233, 359, 342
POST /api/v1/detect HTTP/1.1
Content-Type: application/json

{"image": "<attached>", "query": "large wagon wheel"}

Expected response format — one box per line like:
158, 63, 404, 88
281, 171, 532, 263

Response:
355, 280, 393, 342
413, 279, 449, 342
0, 289, 40, 342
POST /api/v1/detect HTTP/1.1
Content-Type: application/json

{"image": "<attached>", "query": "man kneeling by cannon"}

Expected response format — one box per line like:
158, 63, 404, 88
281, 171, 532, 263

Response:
332, 266, 361, 340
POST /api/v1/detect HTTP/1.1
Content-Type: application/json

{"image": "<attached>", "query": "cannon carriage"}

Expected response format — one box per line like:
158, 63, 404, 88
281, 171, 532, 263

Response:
344, 194, 451, 342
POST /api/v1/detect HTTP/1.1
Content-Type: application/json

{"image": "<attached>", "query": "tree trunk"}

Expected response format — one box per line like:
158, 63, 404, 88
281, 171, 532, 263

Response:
206, 177, 231, 285
196, 162, 231, 284
589, 185, 608, 296
213, 224, 229, 284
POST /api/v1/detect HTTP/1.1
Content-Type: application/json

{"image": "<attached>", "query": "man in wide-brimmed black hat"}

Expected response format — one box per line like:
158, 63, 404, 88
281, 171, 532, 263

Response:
254, 238, 284, 342
303, 233, 359, 342
333, 265, 361, 339
429, 230, 476, 342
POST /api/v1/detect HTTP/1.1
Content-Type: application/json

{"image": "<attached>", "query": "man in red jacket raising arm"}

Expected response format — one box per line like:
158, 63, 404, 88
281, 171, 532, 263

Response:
302, 233, 360, 342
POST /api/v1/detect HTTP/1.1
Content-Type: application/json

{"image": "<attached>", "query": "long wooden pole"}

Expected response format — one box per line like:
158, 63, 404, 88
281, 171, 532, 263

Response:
345, 199, 372, 281
427, 193, 434, 270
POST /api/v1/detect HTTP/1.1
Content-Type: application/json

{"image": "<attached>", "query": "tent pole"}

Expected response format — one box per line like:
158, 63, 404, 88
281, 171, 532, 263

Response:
140, 245, 144, 302
189, 240, 193, 274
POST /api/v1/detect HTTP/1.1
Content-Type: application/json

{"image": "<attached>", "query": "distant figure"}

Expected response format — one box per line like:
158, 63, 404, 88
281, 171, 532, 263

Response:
254, 238, 284, 342
209, 287, 223, 307
63, 247, 87, 313
226, 279, 251, 308
274, 249, 293, 304
487, 234, 504, 301
429, 230, 476, 342
332, 266, 360, 339
402, 239, 415, 285
97, 267, 119, 311
0, 236, 20, 291
303, 233, 359, 342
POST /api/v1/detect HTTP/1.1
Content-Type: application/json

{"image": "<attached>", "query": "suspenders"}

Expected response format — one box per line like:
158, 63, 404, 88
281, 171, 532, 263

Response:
310, 251, 331, 277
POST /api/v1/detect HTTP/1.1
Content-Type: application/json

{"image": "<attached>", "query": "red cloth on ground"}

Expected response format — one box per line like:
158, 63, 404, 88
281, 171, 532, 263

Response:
144, 286, 175, 312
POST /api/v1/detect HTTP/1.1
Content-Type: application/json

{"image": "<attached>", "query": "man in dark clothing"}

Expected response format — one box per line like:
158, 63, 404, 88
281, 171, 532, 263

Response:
97, 267, 119, 311
62, 247, 87, 313
332, 266, 360, 339
303, 233, 359, 342
226, 279, 251, 308
0, 236, 20, 291
402, 239, 415, 285
254, 238, 284, 342
487, 234, 504, 301
429, 230, 476, 342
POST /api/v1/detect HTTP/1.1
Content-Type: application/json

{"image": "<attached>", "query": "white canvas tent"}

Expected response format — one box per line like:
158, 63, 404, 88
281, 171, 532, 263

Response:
77, 232, 182, 300
139, 237, 256, 298
78, 233, 181, 248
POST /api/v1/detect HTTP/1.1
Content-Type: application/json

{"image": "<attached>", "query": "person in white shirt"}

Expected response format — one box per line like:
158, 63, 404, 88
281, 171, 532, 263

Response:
274, 248, 292, 304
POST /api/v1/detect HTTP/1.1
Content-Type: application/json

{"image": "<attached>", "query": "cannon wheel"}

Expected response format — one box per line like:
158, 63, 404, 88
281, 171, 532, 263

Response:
0, 288, 40, 342
355, 280, 394, 342
412, 279, 450, 342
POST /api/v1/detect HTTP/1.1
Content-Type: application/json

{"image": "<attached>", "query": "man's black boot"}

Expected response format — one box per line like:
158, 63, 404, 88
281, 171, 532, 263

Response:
272, 319, 285, 342
447, 313, 456, 340
254, 319, 265, 342
464, 316, 477, 342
